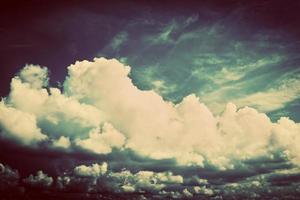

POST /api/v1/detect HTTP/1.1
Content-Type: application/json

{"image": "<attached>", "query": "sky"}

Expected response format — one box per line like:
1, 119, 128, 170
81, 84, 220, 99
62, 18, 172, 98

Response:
1, 0, 300, 199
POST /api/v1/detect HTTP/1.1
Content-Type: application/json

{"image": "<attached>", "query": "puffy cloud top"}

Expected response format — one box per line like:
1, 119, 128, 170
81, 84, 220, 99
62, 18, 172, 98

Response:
23, 171, 53, 188
18, 64, 49, 89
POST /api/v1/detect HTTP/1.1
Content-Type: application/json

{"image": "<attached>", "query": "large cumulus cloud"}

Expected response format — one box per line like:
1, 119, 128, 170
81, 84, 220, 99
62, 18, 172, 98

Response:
0, 57, 300, 199
1, 57, 300, 169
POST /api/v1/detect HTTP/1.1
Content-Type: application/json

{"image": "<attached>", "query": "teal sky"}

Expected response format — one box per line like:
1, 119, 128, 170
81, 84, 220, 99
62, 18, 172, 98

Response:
1, 1, 299, 122
99, 15, 300, 122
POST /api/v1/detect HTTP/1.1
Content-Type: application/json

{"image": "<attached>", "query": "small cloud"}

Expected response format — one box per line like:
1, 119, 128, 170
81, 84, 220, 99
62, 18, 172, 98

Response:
145, 20, 178, 45
74, 162, 108, 177
182, 188, 193, 198
185, 175, 209, 186
106, 169, 183, 193
0, 163, 20, 189
52, 136, 71, 149
23, 170, 53, 188
193, 186, 214, 196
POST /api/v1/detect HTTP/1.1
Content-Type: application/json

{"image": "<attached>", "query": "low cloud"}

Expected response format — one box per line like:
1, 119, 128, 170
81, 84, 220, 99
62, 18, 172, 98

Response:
60, 162, 184, 194
23, 170, 53, 188
52, 136, 71, 149
74, 162, 108, 177
0, 163, 20, 190
0, 162, 300, 199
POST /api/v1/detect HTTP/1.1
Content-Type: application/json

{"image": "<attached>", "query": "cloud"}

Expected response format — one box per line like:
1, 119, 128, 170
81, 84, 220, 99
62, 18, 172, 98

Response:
192, 54, 283, 87
108, 170, 181, 193
191, 54, 290, 114
0, 101, 47, 145
185, 176, 209, 186
52, 136, 71, 149
193, 186, 214, 196
96, 165, 183, 194
270, 117, 300, 164
75, 123, 125, 154
74, 162, 108, 177
18, 64, 49, 89
182, 188, 193, 197
109, 31, 128, 51
23, 170, 53, 188
1, 57, 300, 177
143, 16, 198, 46
0, 1, 299, 197
61, 57, 300, 171
144, 20, 178, 45
0, 163, 20, 190
1, 161, 300, 199
55, 162, 184, 195
57, 163, 108, 193
232, 75, 300, 112
7, 65, 104, 141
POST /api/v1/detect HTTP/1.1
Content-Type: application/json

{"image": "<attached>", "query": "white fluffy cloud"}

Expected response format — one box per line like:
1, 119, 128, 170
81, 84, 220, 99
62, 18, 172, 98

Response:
62, 57, 300, 168
52, 136, 71, 149
23, 170, 53, 188
1, 58, 300, 171
2, 162, 300, 199
74, 162, 108, 177
53, 162, 184, 194
0, 101, 47, 144
9, 79, 103, 139
18, 64, 49, 89
75, 123, 125, 154
270, 117, 300, 164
